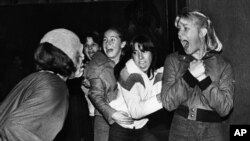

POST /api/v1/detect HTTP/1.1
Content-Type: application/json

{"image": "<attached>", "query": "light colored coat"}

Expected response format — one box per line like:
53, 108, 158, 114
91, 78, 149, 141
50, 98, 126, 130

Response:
110, 59, 163, 129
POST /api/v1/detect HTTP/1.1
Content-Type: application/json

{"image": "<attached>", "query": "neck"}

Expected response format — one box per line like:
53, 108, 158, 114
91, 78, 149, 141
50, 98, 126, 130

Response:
40, 70, 68, 81
192, 44, 207, 60
111, 51, 121, 65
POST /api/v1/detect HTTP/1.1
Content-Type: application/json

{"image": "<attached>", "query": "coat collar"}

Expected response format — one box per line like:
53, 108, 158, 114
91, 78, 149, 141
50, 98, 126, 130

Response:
126, 59, 145, 75
178, 50, 219, 62
92, 51, 115, 67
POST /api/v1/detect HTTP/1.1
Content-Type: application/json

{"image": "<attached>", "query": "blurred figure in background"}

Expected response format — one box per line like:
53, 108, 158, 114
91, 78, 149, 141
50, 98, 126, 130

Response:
82, 31, 102, 124
124, 0, 162, 42
81, 31, 102, 140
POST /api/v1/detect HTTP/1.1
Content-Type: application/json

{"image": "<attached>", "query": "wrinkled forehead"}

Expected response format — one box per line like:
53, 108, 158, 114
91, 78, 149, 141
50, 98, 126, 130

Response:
40, 29, 83, 60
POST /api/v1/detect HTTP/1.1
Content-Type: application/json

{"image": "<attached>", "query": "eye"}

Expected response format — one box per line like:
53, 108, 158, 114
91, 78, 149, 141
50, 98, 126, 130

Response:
92, 43, 97, 46
111, 38, 116, 43
132, 50, 137, 55
184, 27, 189, 31
103, 38, 107, 42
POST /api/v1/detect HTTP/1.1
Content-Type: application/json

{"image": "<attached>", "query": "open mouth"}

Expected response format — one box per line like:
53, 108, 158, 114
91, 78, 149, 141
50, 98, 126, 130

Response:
139, 61, 146, 68
88, 51, 95, 57
106, 49, 113, 53
181, 40, 189, 50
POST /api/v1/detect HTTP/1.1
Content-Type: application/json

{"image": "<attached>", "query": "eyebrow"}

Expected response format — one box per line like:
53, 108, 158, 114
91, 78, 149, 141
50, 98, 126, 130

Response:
179, 21, 189, 26
104, 35, 119, 38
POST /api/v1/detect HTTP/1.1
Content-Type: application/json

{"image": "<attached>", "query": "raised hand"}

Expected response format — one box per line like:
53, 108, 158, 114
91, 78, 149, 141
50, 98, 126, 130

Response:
189, 60, 205, 78
82, 78, 90, 88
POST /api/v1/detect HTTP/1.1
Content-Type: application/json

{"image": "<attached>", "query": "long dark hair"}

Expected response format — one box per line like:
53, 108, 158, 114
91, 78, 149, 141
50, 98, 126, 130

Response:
34, 42, 76, 77
130, 34, 157, 79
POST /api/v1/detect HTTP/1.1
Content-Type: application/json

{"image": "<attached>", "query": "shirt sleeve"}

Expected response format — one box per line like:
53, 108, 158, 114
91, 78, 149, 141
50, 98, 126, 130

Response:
0, 76, 68, 141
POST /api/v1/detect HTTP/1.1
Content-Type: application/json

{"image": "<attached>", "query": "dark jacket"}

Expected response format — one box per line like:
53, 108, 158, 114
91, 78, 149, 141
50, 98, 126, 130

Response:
0, 71, 68, 141
161, 51, 235, 120
54, 78, 93, 141
85, 51, 117, 124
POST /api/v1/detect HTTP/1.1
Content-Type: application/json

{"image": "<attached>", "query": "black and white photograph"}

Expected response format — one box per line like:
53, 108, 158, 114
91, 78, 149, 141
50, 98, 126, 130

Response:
0, 0, 249, 141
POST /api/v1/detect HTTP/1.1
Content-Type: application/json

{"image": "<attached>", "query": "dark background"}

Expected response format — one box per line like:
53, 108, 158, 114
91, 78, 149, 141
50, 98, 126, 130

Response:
0, 1, 172, 140
0, 0, 250, 140
0, 0, 169, 100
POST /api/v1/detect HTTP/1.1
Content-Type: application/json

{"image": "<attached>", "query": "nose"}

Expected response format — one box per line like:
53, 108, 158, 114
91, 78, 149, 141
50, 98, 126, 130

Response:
138, 51, 144, 59
104, 41, 112, 49
88, 45, 93, 50
178, 31, 182, 39
107, 40, 113, 46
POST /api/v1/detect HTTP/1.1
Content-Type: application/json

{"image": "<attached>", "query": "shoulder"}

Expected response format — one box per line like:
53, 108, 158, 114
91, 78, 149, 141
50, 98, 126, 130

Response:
209, 53, 232, 67
164, 52, 180, 63
163, 52, 183, 68
85, 52, 114, 79
119, 67, 145, 91
28, 72, 67, 92
215, 54, 233, 71
18, 72, 68, 100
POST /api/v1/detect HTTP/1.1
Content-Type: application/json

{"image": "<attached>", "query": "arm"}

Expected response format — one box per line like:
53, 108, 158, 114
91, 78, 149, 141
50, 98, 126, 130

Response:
199, 63, 235, 117
88, 78, 133, 125
160, 54, 190, 111
88, 78, 116, 124
0, 76, 68, 141
119, 74, 162, 119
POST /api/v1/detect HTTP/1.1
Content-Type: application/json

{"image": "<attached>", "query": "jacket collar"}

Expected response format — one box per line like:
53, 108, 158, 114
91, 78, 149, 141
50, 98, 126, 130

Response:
178, 50, 219, 62
126, 59, 145, 76
92, 51, 115, 66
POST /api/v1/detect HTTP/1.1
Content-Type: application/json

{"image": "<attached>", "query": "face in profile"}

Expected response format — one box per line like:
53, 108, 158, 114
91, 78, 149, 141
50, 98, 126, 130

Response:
132, 43, 152, 73
83, 37, 100, 60
70, 37, 85, 78
103, 29, 125, 61
177, 17, 203, 55
40, 28, 85, 78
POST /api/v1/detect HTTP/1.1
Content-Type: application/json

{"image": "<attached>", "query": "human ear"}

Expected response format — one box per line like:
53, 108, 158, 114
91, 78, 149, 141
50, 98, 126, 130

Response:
121, 41, 126, 48
199, 28, 208, 38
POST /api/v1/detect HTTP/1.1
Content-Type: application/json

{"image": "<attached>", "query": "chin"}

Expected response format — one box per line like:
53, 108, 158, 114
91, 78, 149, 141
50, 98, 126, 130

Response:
184, 50, 192, 55
74, 70, 83, 78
